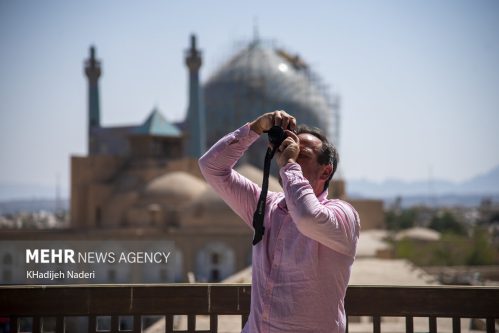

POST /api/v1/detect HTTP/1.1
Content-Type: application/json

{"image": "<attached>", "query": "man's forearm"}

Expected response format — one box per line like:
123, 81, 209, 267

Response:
197, 123, 262, 228
198, 123, 259, 179
280, 163, 323, 221
280, 163, 359, 256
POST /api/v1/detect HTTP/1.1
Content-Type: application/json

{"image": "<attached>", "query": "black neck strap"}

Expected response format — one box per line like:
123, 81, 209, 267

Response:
252, 146, 276, 245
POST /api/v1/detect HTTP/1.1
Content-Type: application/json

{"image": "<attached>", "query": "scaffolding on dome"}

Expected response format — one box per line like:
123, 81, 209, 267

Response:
203, 38, 341, 173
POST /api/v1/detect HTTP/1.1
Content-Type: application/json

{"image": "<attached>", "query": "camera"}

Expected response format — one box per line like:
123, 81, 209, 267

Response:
266, 125, 293, 149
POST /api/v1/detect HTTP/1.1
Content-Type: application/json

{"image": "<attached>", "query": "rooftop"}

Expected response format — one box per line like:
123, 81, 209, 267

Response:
133, 109, 181, 137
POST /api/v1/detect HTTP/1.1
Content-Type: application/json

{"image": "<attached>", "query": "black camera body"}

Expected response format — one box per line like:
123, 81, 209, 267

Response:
267, 125, 290, 149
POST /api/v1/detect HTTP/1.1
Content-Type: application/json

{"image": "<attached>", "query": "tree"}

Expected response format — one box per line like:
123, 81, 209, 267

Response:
385, 208, 416, 230
466, 228, 496, 265
429, 211, 466, 235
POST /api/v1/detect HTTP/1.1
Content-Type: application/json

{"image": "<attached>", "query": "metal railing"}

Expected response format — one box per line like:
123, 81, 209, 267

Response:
1, 284, 498, 333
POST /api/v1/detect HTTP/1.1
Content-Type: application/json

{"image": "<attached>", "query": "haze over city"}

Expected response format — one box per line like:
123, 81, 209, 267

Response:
1, 0, 498, 199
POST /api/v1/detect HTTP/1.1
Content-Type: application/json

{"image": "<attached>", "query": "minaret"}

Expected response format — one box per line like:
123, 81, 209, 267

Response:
84, 45, 101, 154
184, 34, 206, 158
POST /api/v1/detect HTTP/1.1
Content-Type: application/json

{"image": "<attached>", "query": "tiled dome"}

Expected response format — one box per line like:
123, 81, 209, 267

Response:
203, 40, 339, 172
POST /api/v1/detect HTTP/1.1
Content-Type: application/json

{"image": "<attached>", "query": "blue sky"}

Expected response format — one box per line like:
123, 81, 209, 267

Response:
1, 0, 498, 198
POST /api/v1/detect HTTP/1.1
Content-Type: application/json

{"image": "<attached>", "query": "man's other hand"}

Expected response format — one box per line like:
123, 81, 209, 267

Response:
276, 130, 300, 168
250, 110, 296, 135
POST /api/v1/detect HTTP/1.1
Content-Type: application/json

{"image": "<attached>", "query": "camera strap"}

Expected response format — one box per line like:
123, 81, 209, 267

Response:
252, 146, 276, 245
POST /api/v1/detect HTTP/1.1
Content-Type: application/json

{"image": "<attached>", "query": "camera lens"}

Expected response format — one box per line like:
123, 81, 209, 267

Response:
267, 126, 287, 148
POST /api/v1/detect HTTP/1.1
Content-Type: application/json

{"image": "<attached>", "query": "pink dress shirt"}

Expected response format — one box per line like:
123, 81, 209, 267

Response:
199, 123, 360, 333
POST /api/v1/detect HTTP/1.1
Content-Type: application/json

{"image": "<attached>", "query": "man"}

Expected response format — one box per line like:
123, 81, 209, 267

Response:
199, 110, 360, 333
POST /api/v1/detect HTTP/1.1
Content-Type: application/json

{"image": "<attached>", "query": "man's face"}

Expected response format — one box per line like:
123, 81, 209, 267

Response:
296, 133, 332, 195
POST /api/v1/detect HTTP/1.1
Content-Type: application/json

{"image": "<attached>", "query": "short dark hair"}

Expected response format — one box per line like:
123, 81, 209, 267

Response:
296, 125, 339, 192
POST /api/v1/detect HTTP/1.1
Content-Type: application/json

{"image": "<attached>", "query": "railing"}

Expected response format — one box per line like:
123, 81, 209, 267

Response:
1, 284, 498, 333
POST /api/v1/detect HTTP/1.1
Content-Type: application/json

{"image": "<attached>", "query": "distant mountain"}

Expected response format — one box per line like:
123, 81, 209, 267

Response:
458, 165, 499, 194
347, 165, 499, 198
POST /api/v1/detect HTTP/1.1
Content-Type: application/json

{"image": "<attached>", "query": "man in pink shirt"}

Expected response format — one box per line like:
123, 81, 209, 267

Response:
199, 110, 360, 333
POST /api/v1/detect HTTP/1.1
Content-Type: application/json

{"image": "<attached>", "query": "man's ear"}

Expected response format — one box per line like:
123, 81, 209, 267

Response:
320, 164, 333, 180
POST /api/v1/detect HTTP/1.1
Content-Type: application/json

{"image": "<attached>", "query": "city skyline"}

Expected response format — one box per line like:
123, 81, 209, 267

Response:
1, 1, 499, 199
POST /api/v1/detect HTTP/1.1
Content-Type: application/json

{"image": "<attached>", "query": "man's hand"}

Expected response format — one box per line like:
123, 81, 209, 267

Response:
250, 110, 297, 135
276, 130, 300, 168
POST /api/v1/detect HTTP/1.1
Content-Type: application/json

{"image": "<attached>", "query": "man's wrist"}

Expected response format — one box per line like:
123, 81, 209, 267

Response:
249, 121, 263, 135
278, 158, 297, 168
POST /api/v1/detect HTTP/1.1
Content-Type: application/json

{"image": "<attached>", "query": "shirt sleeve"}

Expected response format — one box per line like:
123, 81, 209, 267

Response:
279, 162, 360, 257
198, 123, 262, 229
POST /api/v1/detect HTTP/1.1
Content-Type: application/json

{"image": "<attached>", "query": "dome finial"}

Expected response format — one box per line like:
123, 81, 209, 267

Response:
253, 16, 260, 42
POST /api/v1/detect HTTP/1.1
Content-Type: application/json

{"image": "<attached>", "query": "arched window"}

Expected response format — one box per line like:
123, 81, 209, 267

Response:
95, 207, 102, 227
211, 253, 219, 265
2, 270, 12, 282
210, 269, 220, 282
196, 242, 235, 282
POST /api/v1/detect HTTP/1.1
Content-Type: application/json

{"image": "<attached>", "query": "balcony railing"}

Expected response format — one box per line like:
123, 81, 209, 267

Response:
1, 284, 498, 333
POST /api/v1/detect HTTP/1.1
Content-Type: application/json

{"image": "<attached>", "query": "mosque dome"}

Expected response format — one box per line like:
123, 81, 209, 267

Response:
203, 39, 339, 172
144, 171, 207, 204
122, 171, 207, 227
182, 186, 240, 227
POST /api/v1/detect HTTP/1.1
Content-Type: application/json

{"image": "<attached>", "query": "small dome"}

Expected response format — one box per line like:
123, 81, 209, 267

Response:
193, 186, 230, 208
182, 186, 240, 226
395, 227, 441, 242
144, 171, 207, 202
192, 164, 282, 207
182, 165, 282, 227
